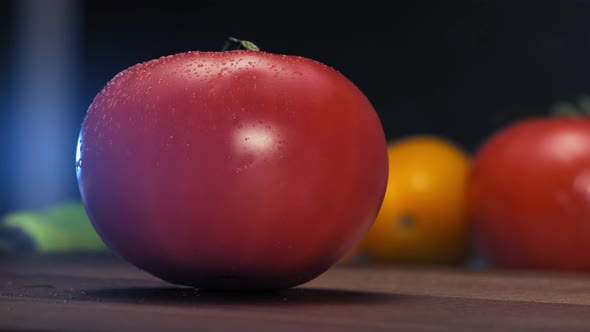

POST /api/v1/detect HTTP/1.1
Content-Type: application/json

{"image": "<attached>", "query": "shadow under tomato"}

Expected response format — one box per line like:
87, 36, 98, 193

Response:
77, 286, 399, 306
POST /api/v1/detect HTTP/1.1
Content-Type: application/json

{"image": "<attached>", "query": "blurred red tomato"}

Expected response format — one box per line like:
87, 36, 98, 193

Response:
76, 50, 388, 290
468, 117, 590, 271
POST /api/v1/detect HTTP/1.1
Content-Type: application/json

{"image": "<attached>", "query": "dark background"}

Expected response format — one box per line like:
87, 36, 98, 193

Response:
1, 0, 590, 215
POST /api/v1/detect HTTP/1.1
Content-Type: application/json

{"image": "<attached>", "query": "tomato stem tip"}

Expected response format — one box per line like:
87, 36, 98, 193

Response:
221, 37, 260, 52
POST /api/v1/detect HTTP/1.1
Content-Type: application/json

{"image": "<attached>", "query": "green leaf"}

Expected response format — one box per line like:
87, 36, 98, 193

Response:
1, 202, 108, 254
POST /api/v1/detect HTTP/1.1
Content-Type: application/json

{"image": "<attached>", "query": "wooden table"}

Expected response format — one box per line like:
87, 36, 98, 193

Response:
1, 254, 590, 331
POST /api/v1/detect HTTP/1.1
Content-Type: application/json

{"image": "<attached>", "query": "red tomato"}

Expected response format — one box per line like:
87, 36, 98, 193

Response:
76, 50, 388, 290
468, 118, 590, 271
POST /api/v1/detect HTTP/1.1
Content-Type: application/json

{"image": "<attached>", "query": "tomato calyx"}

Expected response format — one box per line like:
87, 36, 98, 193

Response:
221, 37, 260, 52
551, 95, 590, 118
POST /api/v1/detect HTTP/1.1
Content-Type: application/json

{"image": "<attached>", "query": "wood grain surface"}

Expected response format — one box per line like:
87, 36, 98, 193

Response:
1, 254, 590, 331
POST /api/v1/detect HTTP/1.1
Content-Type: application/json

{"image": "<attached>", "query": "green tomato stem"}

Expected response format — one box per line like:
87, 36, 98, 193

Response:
221, 37, 260, 52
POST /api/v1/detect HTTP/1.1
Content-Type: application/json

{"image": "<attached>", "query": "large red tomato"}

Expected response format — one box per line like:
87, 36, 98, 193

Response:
76, 50, 388, 290
468, 117, 590, 271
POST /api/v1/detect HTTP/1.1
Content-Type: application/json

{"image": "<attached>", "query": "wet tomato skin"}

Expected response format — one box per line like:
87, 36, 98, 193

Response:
468, 118, 590, 271
76, 50, 389, 290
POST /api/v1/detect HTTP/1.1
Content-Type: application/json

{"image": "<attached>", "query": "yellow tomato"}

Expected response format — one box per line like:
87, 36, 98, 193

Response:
360, 135, 471, 265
